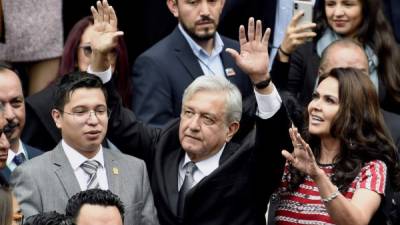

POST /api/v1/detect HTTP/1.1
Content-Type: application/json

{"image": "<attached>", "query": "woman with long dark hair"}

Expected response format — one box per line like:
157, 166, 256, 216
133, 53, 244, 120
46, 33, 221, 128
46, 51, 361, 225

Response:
271, 0, 400, 114
274, 68, 400, 225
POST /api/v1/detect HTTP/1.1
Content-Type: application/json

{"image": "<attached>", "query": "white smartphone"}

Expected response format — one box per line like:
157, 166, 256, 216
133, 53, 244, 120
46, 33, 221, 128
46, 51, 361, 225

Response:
293, 0, 313, 26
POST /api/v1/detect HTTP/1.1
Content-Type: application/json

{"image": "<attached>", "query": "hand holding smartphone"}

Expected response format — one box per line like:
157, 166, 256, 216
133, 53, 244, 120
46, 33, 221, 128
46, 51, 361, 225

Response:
293, 0, 313, 27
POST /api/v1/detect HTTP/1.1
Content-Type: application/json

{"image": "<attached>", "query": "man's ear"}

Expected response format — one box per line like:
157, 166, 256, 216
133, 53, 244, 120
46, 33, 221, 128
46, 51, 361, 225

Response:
225, 121, 240, 142
51, 109, 62, 129
166, 0, 179, 18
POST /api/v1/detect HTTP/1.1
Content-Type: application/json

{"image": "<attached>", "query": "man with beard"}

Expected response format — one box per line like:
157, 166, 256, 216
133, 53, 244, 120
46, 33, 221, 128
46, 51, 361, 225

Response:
131, 0, 254, 128
0, 62, 42, 181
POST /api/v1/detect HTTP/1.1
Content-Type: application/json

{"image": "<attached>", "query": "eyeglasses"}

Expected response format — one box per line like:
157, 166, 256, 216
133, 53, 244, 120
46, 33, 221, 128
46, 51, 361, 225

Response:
59, 108, 111, 122
79, 45, 119, 58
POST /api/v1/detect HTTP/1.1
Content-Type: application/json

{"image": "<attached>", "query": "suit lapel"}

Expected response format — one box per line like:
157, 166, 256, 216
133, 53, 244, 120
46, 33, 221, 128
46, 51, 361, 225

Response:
52, 144, 81, 199
220, 48, 237, 78
163, 148, 183, 215
172, 27, 204, 80
103, 150, 122, 196
0, 167, 11, 181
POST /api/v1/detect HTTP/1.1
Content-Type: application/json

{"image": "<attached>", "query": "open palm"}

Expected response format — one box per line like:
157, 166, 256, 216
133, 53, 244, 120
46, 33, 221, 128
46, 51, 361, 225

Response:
226, 18, 271, 82
282, 127, 321, 177
90, 0, 123, 53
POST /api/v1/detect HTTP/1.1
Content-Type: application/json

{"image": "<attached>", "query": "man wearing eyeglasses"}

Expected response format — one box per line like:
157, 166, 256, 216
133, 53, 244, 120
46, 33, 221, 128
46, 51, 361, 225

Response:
10, 71, 159, 225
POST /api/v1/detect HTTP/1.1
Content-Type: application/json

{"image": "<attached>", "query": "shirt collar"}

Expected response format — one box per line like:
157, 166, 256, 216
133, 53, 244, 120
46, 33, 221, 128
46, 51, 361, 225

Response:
62, 140, 105, 171
182, 143, 226, 177
178, 23, 224, 59
6, 139, 27, 165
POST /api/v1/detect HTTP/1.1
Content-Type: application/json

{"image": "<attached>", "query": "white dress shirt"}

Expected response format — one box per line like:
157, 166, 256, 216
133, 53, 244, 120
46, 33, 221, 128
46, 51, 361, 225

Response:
62, 140, 109, 190
178, 144, 225, 190
6, 139, 27, 171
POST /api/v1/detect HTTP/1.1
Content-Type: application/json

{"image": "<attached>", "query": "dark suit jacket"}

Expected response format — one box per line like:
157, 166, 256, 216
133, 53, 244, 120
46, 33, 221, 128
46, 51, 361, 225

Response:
106, 83, 291, 224
0, 143, 42, 181
131, 27, 253, 128
270, 42, 400, 114
22, 85, 60, 151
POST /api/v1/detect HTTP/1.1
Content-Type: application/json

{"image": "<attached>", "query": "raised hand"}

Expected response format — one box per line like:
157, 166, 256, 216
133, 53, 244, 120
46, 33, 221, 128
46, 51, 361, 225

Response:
281, 126, 322, 179
90, 0, 124, 54
226, 17, 271, 84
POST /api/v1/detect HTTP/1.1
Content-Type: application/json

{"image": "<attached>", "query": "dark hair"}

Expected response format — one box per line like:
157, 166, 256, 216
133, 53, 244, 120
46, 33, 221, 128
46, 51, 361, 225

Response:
65, 189, 124, 221
288, 68, 400, 192
58, 16, 132, 108
23, 212, 74, 225
0, 174, 12, 225
314, 0, 400, 106
53, 71, 107, 111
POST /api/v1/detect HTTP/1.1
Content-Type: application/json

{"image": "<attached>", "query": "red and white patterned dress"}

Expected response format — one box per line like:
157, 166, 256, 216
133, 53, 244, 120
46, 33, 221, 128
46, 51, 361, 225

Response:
275, 160, 387, 225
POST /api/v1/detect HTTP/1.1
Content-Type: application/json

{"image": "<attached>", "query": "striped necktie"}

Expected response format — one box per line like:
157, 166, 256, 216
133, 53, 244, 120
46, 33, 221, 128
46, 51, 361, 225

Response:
80, 160, 101, 189
177, 161, 197, 217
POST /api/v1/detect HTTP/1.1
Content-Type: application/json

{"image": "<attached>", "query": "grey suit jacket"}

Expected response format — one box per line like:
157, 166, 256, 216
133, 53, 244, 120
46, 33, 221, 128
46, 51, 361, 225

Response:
10, 143, 159, 225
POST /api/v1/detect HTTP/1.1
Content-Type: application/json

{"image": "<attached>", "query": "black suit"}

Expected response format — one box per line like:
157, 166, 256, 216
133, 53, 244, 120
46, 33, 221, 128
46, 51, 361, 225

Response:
132, 27, 253, 128
106, 85, 291, 225
0, 143, 42, 181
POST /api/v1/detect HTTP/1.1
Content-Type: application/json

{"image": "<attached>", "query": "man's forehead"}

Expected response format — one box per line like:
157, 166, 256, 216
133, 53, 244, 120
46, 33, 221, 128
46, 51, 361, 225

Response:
323, 47, 368, 72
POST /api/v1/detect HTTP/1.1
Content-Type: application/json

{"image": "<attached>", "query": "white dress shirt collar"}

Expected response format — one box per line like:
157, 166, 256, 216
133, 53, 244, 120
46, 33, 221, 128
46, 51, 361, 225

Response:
6, 139, 27, 170
61, 140, 105, 171
178, 143, 225, 190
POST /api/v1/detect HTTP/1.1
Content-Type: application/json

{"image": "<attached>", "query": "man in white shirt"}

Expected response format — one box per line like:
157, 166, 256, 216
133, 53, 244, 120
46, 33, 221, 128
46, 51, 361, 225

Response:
10, 71, 159, 225
0, 62, 42, 181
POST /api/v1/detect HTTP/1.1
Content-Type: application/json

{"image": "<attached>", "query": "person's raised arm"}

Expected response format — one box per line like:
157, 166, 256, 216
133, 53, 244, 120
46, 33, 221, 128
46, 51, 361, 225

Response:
89, 0, 123, 73
282, 128, 382, 225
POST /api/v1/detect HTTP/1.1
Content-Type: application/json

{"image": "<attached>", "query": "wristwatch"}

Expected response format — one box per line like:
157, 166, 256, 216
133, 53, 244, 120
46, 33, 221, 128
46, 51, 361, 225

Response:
253, 78, 271, 89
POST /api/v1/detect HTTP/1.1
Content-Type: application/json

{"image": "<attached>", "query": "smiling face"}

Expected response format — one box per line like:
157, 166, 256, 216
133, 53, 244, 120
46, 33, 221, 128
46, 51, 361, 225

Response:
308, 77, 340, 138
52, 88, 108, 158
325, 0, 363, 37
167, 0, 225, 41
179, 90, 238, 162
0, 69, 25, 151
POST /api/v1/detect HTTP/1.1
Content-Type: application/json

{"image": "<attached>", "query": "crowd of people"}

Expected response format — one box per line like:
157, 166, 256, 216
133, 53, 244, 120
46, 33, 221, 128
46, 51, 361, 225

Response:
0, 0, 400, 225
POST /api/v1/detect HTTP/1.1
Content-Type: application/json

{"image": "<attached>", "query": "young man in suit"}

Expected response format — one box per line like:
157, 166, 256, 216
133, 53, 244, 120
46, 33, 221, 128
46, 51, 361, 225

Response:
10, 72, 159, 224
0, 62, 42, 181
131, 0, 254, 128
66, 189, 124, 225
